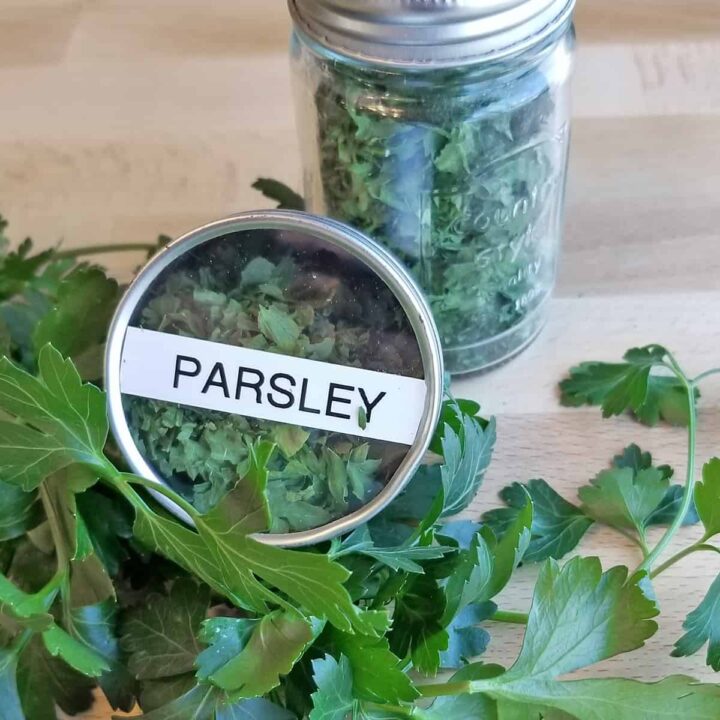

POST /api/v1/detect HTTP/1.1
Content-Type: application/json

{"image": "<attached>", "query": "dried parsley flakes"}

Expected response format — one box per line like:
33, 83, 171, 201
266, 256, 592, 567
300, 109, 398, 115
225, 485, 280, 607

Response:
124, 229, 424, 534
294, 39, 573, 372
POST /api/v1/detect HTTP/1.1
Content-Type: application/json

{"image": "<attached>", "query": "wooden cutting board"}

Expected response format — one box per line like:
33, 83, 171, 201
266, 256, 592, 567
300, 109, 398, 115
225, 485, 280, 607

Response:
0, 1, 718, 716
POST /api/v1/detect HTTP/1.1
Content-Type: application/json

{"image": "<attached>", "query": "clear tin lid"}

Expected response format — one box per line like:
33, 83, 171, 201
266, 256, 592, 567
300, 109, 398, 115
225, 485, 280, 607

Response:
289, 0, 575, 67
105, 211, 443, 547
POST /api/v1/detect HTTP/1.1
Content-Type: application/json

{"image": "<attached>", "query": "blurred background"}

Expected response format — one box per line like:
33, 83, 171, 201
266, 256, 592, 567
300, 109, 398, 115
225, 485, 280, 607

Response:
1, 0, 718, 295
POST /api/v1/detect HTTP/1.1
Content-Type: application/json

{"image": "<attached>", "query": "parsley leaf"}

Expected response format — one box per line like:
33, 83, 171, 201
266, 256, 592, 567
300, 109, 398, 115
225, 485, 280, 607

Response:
472, 557, 667, 717
0, 481, 41, 542
71, 601, 136, 711
483, 479, 593, 562
32, 266, 119, 380
131, 444, 376, 635
389, 573, 448, 675
579, 467, 669, 534
17, 634, 98, 719
694, 458, 720, 538
612, 445, 697, 528
505, 557, 657, 674
0, 345, 108, 489
327, 627, 418, 703
577, 446, 692, 542
437, 408, 496, 518
0, 650, 24, 720
199, 611, 317, 699
560, 345, 697, 426
309, 654, 354, 720
440, 603, 494, 670
252, 178, 306, 211
135, 684, 294, 720
121, 579, 210, 680
672, 571, 720, 671
332, 526, 450, 574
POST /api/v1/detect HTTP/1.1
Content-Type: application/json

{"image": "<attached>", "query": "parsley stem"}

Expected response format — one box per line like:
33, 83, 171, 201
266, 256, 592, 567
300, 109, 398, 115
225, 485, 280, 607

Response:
54, 243, 157, 260
693, 368, 720, 384
10, 628, 34, 656
650, 538, 720, 579
365, 703, 417, 718
415, 680, 473, 698
491, 610, 529, 625
612, 526, 647, 553
639, 357, 697, 573
96, 459, 201, 522
122, 472, 201, 521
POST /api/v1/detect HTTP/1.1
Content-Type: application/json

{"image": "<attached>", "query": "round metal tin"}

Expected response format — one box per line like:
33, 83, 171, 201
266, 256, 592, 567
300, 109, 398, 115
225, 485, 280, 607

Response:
289, 0, 576, 68
105, 210, 443, 547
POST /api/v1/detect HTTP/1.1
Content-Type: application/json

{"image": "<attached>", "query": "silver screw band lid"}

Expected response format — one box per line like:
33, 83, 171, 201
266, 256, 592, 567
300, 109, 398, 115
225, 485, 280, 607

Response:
289, 0, 575, 67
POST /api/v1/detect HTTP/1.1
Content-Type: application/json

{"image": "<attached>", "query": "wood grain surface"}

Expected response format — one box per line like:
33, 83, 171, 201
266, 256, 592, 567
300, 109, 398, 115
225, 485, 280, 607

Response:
0, 1, 718, 717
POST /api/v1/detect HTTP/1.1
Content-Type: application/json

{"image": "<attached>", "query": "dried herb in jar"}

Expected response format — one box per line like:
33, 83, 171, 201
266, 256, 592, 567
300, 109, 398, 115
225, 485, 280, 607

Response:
309, 59, 569, 372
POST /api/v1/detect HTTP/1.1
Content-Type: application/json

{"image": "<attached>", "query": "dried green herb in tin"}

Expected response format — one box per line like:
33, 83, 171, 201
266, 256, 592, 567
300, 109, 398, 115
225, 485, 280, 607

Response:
124, 231, 424, 533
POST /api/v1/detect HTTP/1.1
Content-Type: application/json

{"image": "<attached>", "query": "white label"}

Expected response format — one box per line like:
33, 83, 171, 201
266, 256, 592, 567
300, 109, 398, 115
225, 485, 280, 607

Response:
120, 327, 427, 446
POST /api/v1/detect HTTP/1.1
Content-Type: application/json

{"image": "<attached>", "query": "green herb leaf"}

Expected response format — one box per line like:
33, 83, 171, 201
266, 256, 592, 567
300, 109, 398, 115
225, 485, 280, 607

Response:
0, 236, 55, 303
121, 579, 210, 680
0, 345, 108, 489
333, 526, 450, 574
646, 484, 700, 527
579, 449, 672, 536
389, 573, 448, 675
559, 345, 696, 426
694, 458, 720, 538
76, 489, 133, 576
309, 654, 354, 720
188, 449, 379, 633
440, 603, 494, 670
32, 266, 120, 380
138, 676, 197, 713
42, 467, 115, 607
195, 617, 257, 683
507, 557, 657, 678
439, 412, 496, 518
258, 305, 301, 352
132, 685, 217, 720
440, 528, 494, 625
17, 634, 97, 720
41, 623, 110, 677
328, 627, 418, 703
202, 610, 317, 699
252, 178, 306, 211
483, 479, 593, 563
137, 684, 297, 720
484, 495, 532, 601
0, 571, 54, 631
0, 650, 24, 720
472, 557, 660, 716
672, 571, 720, 671
0, 481, 41, 541
70, 601, 136, 711
487, 676, 720, 720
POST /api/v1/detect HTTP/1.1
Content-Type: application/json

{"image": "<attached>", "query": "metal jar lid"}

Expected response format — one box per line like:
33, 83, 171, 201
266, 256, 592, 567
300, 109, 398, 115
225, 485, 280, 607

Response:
105, 211, 443, 547
289, 0, 576, 67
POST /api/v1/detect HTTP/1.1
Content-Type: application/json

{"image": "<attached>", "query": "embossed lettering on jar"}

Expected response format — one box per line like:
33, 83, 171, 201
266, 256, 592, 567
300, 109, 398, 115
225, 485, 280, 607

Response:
289, 0, 576, 373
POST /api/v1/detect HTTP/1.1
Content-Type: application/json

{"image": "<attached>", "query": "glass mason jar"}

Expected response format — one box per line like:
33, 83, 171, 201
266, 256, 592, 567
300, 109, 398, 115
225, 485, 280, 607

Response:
289, 0, 576, 374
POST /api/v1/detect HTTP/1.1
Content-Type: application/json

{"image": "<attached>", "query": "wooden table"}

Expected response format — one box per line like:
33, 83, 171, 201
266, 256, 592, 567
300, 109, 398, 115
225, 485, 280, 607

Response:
0, 1, 718, 717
